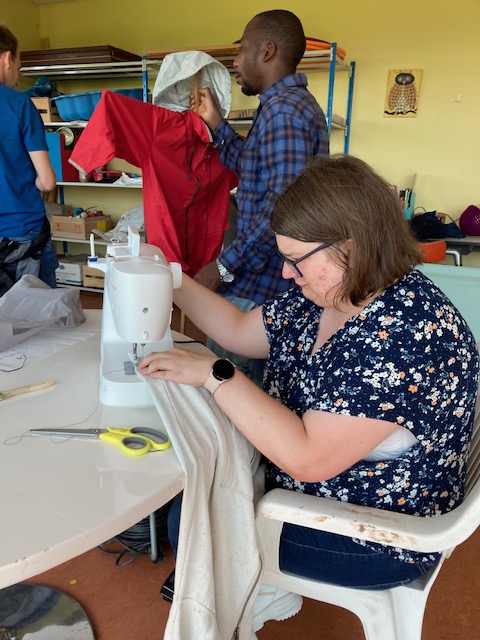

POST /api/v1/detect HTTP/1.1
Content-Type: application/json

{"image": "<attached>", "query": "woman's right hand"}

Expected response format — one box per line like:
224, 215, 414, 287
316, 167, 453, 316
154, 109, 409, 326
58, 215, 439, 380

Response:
136, 347, 216, 387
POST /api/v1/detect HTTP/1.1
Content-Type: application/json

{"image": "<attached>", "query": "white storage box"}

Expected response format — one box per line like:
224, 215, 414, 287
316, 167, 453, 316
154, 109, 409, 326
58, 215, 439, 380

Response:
55, 254, 89, 285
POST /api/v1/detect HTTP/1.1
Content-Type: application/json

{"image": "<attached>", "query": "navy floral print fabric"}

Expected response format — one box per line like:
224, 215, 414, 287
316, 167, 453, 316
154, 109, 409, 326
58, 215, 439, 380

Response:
263, 269, 479, 563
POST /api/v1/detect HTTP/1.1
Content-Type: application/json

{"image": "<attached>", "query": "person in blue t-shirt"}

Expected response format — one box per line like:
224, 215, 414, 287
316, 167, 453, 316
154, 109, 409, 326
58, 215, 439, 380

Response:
0, 24, 57, 296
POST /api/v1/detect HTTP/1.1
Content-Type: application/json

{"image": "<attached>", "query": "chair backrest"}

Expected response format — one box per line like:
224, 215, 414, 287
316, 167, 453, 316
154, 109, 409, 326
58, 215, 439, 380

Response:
465, 387, 480, 496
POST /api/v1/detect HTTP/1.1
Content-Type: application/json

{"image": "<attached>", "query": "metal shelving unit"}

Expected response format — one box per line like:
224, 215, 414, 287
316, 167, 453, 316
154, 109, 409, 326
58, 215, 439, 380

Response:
22, 43, 356, 150
23, 44, 355, 294
21, 57, 161, 103
20, 62, 149, 292
183, 43, 356, 152
318, 43, 356, 152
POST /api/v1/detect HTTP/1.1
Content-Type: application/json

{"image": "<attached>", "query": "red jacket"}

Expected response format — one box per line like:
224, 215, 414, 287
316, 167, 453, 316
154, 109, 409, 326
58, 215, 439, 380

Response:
70, 91, 237, 275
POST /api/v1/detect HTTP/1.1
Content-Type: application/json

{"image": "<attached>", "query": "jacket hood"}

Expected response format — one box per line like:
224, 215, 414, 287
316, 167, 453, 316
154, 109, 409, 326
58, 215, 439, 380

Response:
152, 50, 232, 118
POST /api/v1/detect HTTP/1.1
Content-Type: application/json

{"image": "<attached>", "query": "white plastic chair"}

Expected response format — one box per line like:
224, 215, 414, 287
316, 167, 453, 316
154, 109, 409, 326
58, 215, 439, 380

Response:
255, 388, 480, 639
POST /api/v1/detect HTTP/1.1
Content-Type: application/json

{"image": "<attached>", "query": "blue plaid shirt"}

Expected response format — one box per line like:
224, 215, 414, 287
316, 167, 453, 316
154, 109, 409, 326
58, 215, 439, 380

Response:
212, 73, 329, 306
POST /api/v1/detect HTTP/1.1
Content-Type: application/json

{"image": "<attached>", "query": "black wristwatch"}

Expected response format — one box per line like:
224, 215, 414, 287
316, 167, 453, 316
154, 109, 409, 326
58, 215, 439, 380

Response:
204, 359, 236, 395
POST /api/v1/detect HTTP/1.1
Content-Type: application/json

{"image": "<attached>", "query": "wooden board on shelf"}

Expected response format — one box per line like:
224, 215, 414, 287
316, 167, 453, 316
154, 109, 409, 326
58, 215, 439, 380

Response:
146, 43, 240, 61
146, 44, 240, 70
20, 45, 141, 67
146, 40, 346, 71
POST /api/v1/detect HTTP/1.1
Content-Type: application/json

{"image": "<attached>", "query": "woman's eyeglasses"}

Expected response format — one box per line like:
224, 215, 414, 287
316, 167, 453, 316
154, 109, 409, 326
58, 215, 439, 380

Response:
277, 241, 333, 277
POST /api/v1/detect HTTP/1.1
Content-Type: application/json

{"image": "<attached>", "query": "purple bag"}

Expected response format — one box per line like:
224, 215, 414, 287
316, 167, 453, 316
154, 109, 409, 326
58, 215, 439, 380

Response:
459, 205, 480, 236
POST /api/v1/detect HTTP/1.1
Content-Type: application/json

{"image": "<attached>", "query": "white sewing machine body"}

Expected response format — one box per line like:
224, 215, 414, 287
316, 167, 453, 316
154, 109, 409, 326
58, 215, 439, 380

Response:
92, 227, 181, 407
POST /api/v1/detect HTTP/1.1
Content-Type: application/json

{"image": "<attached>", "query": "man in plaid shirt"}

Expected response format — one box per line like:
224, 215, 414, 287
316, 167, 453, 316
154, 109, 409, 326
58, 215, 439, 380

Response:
193, 10, 329, 382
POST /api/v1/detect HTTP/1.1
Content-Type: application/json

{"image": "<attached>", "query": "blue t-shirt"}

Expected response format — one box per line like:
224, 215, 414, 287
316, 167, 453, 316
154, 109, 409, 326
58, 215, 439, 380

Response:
263, 269, 479, 563
0, 84, 48, 237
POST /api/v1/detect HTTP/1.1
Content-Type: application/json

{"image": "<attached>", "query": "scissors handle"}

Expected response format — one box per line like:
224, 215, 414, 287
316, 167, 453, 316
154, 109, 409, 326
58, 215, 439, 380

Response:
108, 427, 171, 451
99, 431, 150, 457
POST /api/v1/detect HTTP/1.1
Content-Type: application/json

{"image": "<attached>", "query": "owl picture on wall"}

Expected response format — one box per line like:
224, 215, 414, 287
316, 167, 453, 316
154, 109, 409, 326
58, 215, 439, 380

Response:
384, 69, 423, 117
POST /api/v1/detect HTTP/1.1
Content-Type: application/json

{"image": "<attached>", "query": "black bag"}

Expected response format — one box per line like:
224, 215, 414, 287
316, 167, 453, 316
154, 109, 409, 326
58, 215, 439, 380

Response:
410, 212, 445, 241
0, 217, 52, 297
409, 211, 464, 242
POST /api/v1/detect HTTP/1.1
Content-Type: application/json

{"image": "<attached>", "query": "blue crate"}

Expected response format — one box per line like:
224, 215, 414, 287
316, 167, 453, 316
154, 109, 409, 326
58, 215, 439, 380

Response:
52, 88, 143, 121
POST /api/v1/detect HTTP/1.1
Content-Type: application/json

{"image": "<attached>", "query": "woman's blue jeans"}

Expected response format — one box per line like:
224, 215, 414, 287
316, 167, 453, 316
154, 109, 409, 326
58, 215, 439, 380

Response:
279, 522, 439, 589
167, 496, 439, 590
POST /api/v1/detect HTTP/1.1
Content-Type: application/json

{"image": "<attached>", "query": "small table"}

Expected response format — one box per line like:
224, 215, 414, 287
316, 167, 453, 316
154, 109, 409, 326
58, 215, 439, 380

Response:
0, 310, 194, 589
444, 235, 480, 266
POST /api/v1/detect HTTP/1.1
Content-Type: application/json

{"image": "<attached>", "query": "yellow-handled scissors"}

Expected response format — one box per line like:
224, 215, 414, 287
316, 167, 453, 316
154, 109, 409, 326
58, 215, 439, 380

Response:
30, 426, 171, 457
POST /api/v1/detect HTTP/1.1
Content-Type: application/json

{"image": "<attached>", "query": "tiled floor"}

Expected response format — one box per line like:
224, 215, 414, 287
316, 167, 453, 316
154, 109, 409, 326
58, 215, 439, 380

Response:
24, 292, 479, 639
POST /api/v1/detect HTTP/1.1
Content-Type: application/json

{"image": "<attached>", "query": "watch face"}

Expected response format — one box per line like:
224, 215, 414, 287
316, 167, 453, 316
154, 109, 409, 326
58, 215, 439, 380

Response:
212, 358, 235, 381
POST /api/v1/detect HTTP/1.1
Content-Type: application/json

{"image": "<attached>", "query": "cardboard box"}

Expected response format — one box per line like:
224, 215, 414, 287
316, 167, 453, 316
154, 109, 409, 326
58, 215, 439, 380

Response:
31, 97, 62, 123
51, 213, 112, 240
55, 254, 89, 285
83, 264, 105, 289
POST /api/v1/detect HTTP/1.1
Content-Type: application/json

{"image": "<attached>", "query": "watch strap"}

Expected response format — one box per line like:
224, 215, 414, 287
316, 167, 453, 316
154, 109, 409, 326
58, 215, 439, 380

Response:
204, 373, 227, 395
203, 359, 236, 395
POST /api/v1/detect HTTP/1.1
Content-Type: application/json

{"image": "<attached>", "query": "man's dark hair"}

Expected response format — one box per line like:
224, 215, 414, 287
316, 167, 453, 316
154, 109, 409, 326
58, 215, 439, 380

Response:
253, 10, 306, 68
0, 24, 18, 57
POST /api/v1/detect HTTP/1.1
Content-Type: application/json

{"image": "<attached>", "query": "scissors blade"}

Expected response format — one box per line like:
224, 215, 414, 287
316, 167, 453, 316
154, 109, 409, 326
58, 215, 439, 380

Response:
30, 428, 104, 438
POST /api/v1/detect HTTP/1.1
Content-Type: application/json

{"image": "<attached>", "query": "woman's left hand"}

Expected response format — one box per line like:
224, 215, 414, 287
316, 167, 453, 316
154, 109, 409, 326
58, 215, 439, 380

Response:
136, 348, 216, 387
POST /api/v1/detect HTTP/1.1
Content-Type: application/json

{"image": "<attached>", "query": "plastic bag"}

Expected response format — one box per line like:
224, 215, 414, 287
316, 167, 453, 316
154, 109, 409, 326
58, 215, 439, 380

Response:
0, 275, 85, 351
91, 203, 144, 243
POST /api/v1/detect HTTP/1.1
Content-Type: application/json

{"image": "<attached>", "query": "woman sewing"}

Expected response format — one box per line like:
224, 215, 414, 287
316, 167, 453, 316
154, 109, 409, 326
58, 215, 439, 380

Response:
137, 154, 479, 630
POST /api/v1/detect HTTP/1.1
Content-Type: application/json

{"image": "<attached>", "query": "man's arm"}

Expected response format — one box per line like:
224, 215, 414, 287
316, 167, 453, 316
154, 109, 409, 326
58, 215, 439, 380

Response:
220, 111, 322, 274
29, 150, 56, 192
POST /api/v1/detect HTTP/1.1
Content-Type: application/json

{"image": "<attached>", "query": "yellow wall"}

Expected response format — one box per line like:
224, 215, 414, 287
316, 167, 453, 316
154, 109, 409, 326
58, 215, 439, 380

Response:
4, 0, 480, 265
1, 1, 41, 51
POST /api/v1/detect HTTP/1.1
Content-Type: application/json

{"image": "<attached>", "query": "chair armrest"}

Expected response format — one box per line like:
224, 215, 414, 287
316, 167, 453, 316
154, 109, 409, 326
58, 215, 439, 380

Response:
256, 486, 480, 553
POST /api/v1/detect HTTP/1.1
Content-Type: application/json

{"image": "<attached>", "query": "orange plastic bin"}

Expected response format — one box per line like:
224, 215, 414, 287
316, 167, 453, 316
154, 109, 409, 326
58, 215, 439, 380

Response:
418, 240, 447, 263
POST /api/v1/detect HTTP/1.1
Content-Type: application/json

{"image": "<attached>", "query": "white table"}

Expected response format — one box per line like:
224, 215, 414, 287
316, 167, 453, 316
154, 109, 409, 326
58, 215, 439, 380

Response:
0, 310, 192, 589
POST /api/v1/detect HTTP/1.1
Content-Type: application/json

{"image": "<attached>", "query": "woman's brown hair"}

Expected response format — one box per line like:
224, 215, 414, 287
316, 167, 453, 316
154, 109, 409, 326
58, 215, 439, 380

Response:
270, 154, 424, 307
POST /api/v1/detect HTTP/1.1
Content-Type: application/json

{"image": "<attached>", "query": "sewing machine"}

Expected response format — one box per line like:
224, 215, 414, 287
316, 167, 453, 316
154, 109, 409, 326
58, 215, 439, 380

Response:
90, 227, 181, 407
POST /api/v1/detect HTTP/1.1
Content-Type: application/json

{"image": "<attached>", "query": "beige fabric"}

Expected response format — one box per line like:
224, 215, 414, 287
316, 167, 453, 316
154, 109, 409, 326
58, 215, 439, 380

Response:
141, 375, 261, 640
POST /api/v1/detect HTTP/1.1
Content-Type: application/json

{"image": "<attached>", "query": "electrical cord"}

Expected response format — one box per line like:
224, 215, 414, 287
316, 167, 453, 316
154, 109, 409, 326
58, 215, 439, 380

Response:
98, 499, 174, 567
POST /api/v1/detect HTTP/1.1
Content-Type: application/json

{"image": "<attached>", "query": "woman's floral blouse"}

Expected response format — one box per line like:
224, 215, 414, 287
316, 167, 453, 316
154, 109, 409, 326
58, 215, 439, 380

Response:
263, 269, 479, 564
